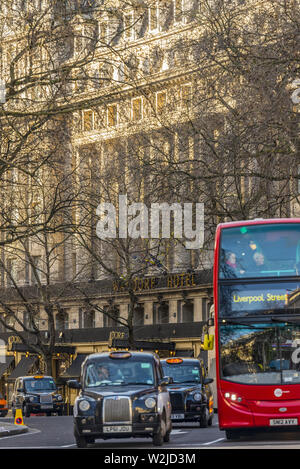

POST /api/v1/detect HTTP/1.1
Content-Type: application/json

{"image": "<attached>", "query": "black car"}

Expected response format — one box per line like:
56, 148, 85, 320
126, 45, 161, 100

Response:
67, 351, 172, 448
11, 375, 64, 417
161, 357, 214, 427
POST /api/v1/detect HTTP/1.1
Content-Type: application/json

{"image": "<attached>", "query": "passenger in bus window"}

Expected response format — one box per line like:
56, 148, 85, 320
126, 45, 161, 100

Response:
253, 251, 265, 267
252, 251, 270, 273
222, 251, 245, 277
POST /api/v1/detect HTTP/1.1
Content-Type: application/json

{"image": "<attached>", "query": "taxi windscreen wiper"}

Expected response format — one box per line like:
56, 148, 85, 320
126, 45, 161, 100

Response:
176, 380, 200, 384
126, 381, 153, 385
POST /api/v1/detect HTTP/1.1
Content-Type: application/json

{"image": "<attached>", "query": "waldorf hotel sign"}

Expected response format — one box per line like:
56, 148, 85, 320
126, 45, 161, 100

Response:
113, 272, 200, 293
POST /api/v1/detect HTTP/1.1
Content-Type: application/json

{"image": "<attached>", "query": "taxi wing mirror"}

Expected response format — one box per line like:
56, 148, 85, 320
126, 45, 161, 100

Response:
159, 376, 173, 386
202, 333, 214, 351
67, 380, 82, 390
204, 378, 213, 385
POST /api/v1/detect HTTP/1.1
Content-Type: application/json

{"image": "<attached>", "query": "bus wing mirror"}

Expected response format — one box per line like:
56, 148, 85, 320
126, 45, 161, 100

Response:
203, 334, 214, 351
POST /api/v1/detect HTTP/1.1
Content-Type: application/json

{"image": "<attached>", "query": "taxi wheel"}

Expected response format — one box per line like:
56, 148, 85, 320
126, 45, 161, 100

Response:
163, 421, 172, 442
74, 431, 88, 448
23, 404, 31, 418
199, 407, 209, 428
153, 415, 166, 446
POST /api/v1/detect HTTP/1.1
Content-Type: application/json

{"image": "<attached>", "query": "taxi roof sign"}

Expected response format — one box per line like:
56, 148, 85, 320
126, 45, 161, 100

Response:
33, 375, 44, 379
166, 358, 183, 364
109, 351, 132, 359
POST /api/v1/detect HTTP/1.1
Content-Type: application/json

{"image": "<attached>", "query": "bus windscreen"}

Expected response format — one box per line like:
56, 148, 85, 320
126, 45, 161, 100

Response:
219, 223, 300, 279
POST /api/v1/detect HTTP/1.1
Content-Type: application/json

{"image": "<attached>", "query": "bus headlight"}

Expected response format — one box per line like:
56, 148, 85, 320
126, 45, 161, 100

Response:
224, 392, 243, 403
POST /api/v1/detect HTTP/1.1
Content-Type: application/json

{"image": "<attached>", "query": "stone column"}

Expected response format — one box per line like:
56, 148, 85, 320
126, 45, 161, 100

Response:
193, 297, 203, 322
168, 299, 178, 323
95, 305, 104, 328
144, 302, 153, 325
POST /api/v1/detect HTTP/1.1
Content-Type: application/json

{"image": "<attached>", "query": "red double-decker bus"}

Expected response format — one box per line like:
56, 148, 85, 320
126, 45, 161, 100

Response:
214, 218, 300, 439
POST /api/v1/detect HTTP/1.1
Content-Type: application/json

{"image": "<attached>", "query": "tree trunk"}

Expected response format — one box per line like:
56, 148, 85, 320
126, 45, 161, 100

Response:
44, 353, 54, 377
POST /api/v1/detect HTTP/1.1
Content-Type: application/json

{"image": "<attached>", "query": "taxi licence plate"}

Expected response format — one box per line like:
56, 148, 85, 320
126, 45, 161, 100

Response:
269, 418, 298, 426
41, 405, 53, 409
171, 414, 184, 420
103, 425, 132, 433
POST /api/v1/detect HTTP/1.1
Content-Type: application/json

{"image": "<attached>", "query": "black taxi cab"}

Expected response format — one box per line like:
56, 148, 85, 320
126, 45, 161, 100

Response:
67, 351, 172, 448
161, 357, 214, 427
11, 375, 64, 417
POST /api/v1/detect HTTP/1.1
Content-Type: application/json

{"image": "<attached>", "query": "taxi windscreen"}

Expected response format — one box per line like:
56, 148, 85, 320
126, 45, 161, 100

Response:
161, 362, 201, 384
84, 357, 155, 387
24, 378, 56, 392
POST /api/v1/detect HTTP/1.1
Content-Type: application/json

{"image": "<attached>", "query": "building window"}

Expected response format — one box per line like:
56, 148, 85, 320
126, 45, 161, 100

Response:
149, 1, 159, 31
31, 255, 42, 285
82, 110, 94, 131
133, 304, 144, 325
174, 0, 185, 23
56, 309, 69, 331
156, 90, 167, 114
177, 300, 194, 323
131, 97, 143, 122
99, 21, 108, 43
80, 309, 95, 328
103, 305, 120, 327
23, 311, 39, 331
153, 302, 169, 324
107, 104, 118, 127
124, 12, 135, 40
181, 83, 192, 108
6, 258, 17, 286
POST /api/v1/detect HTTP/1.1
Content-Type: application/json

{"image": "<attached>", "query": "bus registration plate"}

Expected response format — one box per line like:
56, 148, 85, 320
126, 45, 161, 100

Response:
269, 418, 298, 426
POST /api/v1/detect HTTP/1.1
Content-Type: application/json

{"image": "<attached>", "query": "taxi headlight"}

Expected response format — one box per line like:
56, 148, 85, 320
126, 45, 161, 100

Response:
56, 395, 63, 401
193, 392, 202, 402
145, 397, 156, 409
78, 400, 91, 412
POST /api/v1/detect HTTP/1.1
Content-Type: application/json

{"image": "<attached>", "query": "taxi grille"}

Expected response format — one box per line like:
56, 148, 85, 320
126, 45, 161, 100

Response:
103, 396, 131, 424
40, 394, 53, 404
170, 392, 185, 412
